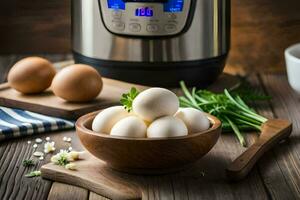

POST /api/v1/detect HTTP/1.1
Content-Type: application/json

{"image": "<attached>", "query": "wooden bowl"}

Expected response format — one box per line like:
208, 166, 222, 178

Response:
76, 111, 222, 174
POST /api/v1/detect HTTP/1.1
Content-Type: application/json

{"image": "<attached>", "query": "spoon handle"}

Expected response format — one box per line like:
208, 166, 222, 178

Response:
226, 119, 292, 181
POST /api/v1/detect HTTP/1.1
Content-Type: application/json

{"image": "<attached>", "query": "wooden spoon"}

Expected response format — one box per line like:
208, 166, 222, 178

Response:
226, 119, 292, 181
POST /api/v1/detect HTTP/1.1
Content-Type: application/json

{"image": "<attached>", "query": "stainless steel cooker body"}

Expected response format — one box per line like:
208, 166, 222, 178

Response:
72, 0, 230, 86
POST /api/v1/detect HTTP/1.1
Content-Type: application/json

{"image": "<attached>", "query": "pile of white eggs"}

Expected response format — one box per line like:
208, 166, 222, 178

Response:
92, 88, 210, 138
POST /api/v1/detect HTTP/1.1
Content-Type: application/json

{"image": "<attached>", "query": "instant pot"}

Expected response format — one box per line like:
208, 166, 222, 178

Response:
72, 0, 230, 87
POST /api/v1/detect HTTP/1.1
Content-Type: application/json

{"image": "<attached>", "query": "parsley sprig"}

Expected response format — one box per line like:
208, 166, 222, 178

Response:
120, 87, 140, 112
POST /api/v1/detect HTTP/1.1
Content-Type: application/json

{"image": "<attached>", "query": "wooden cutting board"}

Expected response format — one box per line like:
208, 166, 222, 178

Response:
0, 78, 147, 120
0, 60, 240, 120
41, 152, 143, 200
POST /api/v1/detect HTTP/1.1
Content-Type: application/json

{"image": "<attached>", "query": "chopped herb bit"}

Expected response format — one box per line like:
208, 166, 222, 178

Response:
22, 159, 35, 167
120, 87, 140, 112
25, 170, 41, 178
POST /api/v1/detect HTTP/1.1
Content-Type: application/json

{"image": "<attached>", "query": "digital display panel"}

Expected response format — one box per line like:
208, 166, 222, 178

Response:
107, 0, 184, 12
107, 0, 125, 9
164, 0, 183, 12
135, 7, 154, 17
123, 0, 167, 2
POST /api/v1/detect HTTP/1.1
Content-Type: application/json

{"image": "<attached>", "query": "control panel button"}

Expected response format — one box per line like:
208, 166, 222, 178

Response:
129, 23, 141, 32
168, 13, 177, 19
112, 21, 125, 31
164, 24, 177, 33
111, 10, 122, 19
146, 24, 159, 32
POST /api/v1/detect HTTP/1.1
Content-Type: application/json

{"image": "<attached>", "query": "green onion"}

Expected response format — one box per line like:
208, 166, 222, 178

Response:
179, 81, 270, 146
25, 170, 41, 178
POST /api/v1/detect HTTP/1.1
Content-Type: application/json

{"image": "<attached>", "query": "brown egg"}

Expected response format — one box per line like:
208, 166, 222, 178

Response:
8, 57, 56, 94
52, 64, 103, 102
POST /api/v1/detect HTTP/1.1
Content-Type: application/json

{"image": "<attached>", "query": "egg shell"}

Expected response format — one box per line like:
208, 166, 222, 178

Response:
51, 64, 103, 102
111, 116, 147, 138
147, 116, 188, 138
175, 108, 210, 134
92, 106, 130, 134
132, 88, 179, 121
8, 57, 56, 94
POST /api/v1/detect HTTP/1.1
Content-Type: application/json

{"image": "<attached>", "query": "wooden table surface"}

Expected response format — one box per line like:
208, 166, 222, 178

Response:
0, 55, 300, 200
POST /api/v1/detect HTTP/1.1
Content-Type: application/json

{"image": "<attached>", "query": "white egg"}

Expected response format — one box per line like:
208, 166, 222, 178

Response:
92, 106, 130, 134
132, 88, 179, 121
175, 108, 210, 134
147, 116, 188, 138
110, 116, 147, 138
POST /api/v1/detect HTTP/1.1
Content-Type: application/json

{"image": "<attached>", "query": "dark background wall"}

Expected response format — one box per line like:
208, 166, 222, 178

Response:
0, 1, 71, 53
0, 0, 300, 73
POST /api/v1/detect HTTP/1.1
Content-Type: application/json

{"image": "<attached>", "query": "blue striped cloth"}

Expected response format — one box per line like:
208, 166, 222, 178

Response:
0, 106, 74, 141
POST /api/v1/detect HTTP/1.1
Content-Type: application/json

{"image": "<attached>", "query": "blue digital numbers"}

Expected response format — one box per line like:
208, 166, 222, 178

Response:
135, 7, 154, 17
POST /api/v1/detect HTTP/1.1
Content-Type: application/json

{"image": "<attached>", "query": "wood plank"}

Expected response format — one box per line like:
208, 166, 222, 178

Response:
259, 74, 300, 199
229, 0, 300, 73
41, 154, 143, 200
244, 74, 296, 200
0, 129, 83, 200
0, 138, 52, 200
89, 192, 110, 200
181, 136, 268, 200
227, 119, 292, 181
47, 182, 88, 200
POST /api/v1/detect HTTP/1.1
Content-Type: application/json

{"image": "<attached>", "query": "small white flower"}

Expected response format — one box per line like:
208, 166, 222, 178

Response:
27, 141, 31, 144
33, 151, 44, 157
63, 137, 68, 141
33, 144, 38, 148
69, 151, 85, 160
69, 151, 79, 160
65, 163, 76, 170
35, 138, 43, 144
51, 155, 59, 164
66, 137, 72, 143
44, 141, 56, 154
39, 156, 44, 160
45, 137, 50, 141
68, 147, 73, 151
